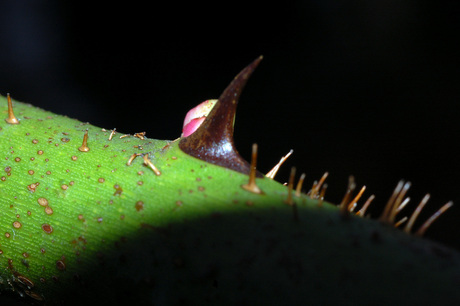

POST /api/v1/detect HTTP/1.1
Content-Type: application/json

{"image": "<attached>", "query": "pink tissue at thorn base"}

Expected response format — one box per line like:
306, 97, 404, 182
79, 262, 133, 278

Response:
182, 99, 217, 137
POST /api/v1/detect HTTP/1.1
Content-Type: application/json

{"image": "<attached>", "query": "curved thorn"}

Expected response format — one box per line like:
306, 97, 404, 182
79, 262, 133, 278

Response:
179, 56, 263, 176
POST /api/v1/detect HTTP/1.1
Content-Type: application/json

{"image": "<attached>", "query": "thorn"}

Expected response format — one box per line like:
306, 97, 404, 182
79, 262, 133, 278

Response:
5, 93, 20, 124
284, 167, 296, 206
143, 154, 161, 176
310, 172, 329, 199
415, 201, 453, 236
241, 143, 264, 194
356, 194, 375, 217
108, 128, 117, 141
119, 134, 130, 139
179, 56, 264, 176
317, 183, 328, 207
347, 186, 366, 212
404, 194, 430, 234
126, 153, 141, 166
78, 130, 90, 152
266, 149, 293, 179
295, 173, 306, 197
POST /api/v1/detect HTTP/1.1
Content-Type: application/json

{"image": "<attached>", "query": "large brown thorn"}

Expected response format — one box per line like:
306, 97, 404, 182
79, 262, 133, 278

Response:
179, 57, 263, 177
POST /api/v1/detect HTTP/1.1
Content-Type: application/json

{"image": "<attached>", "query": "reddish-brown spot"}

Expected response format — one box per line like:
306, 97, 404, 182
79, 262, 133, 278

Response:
97, 217, 103, 223
27, 182, 40, 193
46, 171, 51, 175
14, 157, 21, 162
61, 138, 70, 143
37, 150, 44, 155
28, 170, 34, 175
17, 275, 34, 288
4, 166, 11, 173
71, 156, 78, 161
137, 181, 143, 186
98, 178, 105, 183
30, 157, 35, 161
5, 232, 11, 238
56, 260, 66, 271
38, 198, 48, 206
198, 186, 205, 192
13, 221, 21, 229
32, 139, 39, 144
246, 201, 254, 206
176, 201, 183, 206
22, 252, 29, 258
42, 224, 53, 234
135, 201, 144, 211
44, 206, 53, 215
113, 184, 123, 196
61, 184, 68, 190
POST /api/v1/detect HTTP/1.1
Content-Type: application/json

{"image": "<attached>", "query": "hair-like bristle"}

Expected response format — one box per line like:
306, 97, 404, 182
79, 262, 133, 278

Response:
284, 167, 296, 206
415, 201, 453, 236
142, 154, 161, 176
339, 176, 356, 216
317, 184, 328, 207
266, 149, 293, 179
5, 93, 20, 124
310, 172, 329, 199
295, 173, 306, 197
404, 194, 430, 233
387, 182, 411, 225
394, 216, 408, 228
379, 180, 404, 223
241, 143, 264, 194
78, 130, 90, 152
356, 194, 375, 217
347, 186, 366, 212
126, 153, 140, 166
108, 128, 117, 141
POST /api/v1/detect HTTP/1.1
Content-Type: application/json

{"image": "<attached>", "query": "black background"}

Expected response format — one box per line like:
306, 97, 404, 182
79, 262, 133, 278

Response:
1, 1, 459, 254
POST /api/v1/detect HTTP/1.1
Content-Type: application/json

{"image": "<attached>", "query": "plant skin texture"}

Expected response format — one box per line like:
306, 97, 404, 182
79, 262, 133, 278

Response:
1, 58, 460, 305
